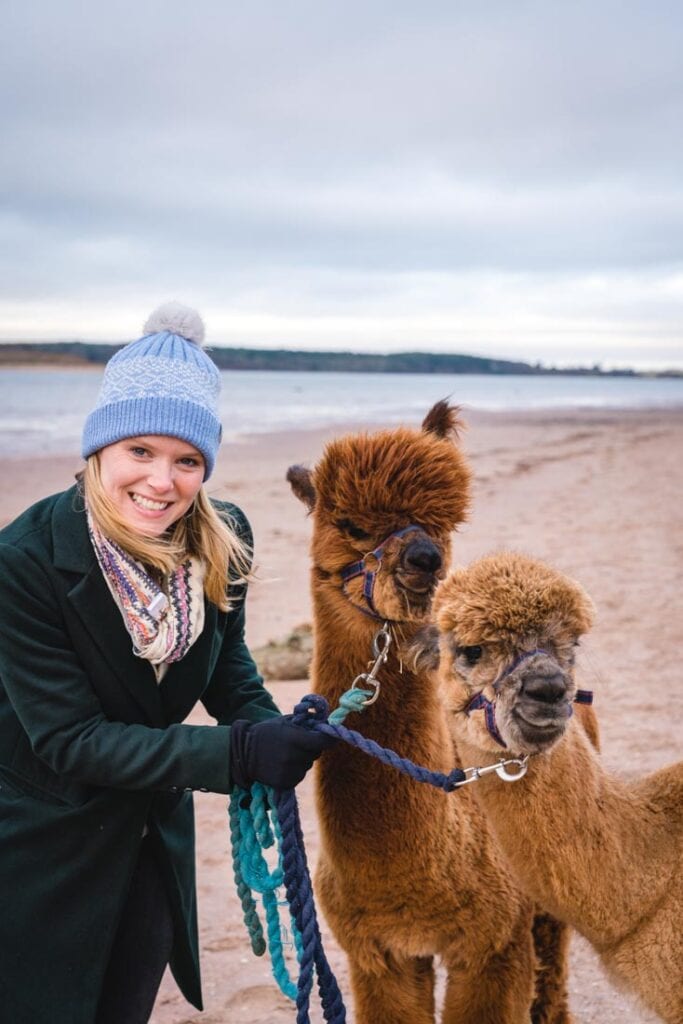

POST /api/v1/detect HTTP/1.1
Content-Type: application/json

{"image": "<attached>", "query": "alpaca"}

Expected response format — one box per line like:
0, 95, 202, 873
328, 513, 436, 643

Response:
432, 552, 683, 1024
288, 403, 576, 1024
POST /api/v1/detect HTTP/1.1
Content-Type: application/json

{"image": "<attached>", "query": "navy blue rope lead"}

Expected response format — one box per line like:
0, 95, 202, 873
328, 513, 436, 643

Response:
292, 694, 468, 792
276, 788, 346, 1023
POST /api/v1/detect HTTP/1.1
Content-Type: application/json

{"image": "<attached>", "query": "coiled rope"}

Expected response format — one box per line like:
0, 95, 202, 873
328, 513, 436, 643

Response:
228, 683, 473, 1022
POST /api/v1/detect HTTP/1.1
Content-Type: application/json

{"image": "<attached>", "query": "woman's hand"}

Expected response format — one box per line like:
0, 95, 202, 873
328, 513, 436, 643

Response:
229, 716, 337, 790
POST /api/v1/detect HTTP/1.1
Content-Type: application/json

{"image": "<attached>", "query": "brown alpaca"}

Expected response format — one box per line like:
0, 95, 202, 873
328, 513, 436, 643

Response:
433, 553, 683, 1024
288, 404, 576, 1024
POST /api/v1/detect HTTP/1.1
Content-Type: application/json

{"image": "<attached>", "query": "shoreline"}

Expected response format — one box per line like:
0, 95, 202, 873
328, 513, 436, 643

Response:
1, 351, 682, 377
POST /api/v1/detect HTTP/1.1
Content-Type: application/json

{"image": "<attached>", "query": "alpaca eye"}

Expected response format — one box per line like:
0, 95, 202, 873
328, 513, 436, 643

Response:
457, 645, 483, 665
336, 518, 371, 541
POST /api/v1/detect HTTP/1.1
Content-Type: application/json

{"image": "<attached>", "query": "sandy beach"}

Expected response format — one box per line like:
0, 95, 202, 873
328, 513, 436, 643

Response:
3, 406, 681, 1023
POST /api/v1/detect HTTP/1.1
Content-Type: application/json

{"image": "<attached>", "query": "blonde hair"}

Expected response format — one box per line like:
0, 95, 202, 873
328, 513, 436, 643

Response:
81, 455, 252, 612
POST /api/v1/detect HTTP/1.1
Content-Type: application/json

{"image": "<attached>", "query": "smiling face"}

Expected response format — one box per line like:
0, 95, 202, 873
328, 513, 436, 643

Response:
97, 435, 205, 537
434, 554, 595, 756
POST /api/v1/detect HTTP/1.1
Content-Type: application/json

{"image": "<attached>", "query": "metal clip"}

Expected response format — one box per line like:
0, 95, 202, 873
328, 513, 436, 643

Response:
350, 623, 392, 706
372, 626, 391, 659
495, 756, 529, 782
456, 755, 529, 787
350, 673, 381, 705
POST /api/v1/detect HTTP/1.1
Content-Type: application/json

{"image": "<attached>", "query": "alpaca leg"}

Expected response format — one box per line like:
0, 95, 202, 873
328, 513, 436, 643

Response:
530, 911, 574, 1024
349, 953, 436, 1024
441, 921, 535, 1024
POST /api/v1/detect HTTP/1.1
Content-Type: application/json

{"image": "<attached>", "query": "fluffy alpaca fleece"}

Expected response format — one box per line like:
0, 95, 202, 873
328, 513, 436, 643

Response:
433, 553, 682, 1024
288, 404, 576, 1024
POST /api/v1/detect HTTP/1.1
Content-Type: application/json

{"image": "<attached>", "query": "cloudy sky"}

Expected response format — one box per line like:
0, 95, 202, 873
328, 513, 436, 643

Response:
2, 1, 682, 368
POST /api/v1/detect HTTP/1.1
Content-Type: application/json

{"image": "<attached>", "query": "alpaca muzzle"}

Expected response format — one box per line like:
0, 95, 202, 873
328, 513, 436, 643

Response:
396, 536, 443, 595
515, 659, 573, 734
340, 524, 428, 619
466, 649, 593, 750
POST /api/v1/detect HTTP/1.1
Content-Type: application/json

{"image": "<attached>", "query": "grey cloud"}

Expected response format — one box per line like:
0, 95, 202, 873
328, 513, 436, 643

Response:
1, 0, 682, 362
4, 1, 682, 179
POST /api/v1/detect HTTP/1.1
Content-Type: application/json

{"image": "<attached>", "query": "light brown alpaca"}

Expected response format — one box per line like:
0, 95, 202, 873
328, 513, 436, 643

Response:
288, 404, 576, 1024
433, 553, 683, 1024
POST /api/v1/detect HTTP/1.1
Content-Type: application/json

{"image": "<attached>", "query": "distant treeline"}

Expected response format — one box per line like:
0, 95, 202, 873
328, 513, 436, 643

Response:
0, 341, 672, 376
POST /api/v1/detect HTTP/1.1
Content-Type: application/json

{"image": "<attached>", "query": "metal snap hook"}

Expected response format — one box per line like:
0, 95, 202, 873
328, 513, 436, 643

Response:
372, 625, 391, 659
494, 757, 529, 782
350, 674, 381, 706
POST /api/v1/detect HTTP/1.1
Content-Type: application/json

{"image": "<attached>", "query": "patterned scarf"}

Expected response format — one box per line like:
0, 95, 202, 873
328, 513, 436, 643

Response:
87, 509, 205, 676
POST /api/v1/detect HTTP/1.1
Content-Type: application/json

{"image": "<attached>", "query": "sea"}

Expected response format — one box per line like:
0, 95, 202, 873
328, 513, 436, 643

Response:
1, 367, 682, 457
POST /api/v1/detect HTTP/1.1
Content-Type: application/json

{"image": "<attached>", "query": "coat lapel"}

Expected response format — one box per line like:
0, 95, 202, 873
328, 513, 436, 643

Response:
52, 487, 166, 725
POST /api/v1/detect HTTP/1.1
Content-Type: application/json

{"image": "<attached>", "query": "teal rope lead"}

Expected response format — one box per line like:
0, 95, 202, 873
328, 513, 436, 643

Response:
228, 687, 370, 972
228, 791, 265, 956
229, 776, 345, 1022
228, 783, 301, 1000
328, 687, 373, 724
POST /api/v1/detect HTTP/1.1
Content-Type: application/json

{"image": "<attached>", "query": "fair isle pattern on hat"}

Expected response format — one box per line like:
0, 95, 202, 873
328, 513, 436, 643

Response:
95, 355, 220, 408
81, 303, 222, 478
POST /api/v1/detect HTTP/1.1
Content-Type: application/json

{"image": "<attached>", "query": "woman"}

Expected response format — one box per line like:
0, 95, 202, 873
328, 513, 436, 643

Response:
0, 303, 332, 1024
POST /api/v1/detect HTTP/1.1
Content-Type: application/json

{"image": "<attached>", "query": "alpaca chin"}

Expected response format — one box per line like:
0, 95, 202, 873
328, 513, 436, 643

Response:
395, 568, 440, 595
371, 576, 439, 624
498, 695, 572, 755
396, 583, 438, 620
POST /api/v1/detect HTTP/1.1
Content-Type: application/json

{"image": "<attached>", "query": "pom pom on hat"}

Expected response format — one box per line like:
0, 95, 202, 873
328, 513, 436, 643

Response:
143, 301, 205, 346
82, 301, 222, 478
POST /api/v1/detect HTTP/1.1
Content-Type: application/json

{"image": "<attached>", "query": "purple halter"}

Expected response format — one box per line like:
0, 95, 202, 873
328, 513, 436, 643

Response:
465, 648, 594, 748
340, 524, 422, 620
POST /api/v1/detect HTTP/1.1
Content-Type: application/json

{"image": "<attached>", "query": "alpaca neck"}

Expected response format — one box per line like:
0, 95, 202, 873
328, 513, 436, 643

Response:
310, 578, 434, 714
456, 721, 681, 950
310, 576, 454, 783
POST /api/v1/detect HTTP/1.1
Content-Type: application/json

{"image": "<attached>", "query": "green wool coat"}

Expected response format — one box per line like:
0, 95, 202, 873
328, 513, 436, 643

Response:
0, 485, 280, 1024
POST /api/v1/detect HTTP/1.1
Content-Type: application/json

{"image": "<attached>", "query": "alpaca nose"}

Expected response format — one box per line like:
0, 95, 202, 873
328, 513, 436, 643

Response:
520, 671, 568, 704
401, 537, 442, 574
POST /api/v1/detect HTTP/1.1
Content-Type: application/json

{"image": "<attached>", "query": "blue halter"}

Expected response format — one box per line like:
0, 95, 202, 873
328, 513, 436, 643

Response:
465, 648, 594, 748
339, 524, 422, 620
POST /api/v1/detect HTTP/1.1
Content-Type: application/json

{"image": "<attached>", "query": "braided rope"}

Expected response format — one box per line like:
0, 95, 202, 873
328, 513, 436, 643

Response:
228, 784, 300, 999
293, 693, 467, 791
230, 773, 346, 1021
327, 686, 372, 724
228, 792, 266, 956
229, 686, 474, 1020
276, 788, 346, 1023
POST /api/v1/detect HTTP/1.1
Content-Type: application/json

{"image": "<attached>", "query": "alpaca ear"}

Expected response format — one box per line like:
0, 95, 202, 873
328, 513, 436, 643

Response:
403, 623, 441, 673
422, 400, 465, 440
287, 465, 317, 510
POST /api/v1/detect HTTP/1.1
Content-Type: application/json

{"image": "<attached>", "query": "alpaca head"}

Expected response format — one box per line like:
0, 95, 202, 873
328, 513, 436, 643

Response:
287, 401, 471, 625
433, 553, 595, 755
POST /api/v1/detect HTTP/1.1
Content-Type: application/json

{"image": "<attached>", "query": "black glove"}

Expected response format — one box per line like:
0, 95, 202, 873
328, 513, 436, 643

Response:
229, 715, 337, 790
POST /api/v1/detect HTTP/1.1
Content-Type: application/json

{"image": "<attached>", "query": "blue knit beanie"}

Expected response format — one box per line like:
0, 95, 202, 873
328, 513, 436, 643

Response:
82, 302, 222, 479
